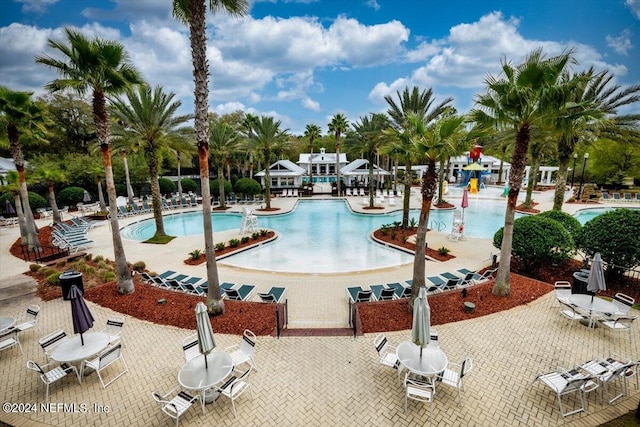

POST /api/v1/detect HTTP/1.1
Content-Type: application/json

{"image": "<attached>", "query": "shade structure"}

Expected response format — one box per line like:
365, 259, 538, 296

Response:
462, 162, 485, 171
5, 200, 16, 215
68, 285, 94, 345
587, 252, 606, 300
411, 287, 430, 357
195, 302, 216, 369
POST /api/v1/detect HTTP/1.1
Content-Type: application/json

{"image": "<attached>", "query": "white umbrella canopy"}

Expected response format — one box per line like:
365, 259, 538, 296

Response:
195, 302, 216, 368
411, 287, 430, 357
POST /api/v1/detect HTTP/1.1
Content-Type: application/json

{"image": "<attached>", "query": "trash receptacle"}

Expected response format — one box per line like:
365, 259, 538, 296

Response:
572, 271, 590, 295
59, 270, 83, 301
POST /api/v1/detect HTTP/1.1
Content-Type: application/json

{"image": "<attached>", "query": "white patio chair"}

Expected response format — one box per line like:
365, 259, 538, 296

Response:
84, 343, 128, 388
38, 329, 68, 359
598, 315, 637, 345
152, 386, 199, 427
26, 360, 80, 403
559, 301, 585, 330
0, 328, 23, 355
530, 369, 594, 417
225, 329, 258, 371
15, 304, 41, 333
182, 333, 199, 362
373, 334, 400, 373
103, 315, 125, 346
610, 293, 634, 316
404, 373, 434, 415
553, 281, 572, 306
215, 366, 254, 418
437, 358, 473, 403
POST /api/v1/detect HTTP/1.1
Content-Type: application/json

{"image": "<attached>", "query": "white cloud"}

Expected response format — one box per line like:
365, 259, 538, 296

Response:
606, 29, 633, 55
626, 0, 640, 19
365, 0, 381, 11
302, 97, 320, 111
82, 0, 172, 22
14, 0, 59, 13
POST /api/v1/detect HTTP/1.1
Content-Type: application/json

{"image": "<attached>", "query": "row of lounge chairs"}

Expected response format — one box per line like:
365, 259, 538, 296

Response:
347, 267, 498, 303
51, 218, 96, 252
280, 189, 299, 197
601, 192, 640, 203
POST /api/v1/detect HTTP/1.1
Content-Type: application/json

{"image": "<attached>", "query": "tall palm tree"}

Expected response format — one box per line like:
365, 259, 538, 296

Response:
0, 171, 28, 239
173, 0, 248, 315
522, 131, 556, 208
328, 113, 349, 195
30, 156, 67, 224
469, 48, 574, 296
382, 127, 418, 227
36, 28, 143, 294
551, 68, 640, 210
344, 113, 391, 207
247, 116, 290, 209
409, 112, 466, 306
110, 84, 193, 239
0, 86, 46, 248
209, 121, 240, 208
303, 123, 321, 187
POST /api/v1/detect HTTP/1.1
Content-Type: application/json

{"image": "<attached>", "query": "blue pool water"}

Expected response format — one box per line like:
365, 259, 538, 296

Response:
574, 206, 639, 225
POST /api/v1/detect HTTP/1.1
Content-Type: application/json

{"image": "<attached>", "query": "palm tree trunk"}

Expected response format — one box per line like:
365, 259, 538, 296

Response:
188, 0, 223, 315
94, 89, 133, 294
368, 156, 375, 208
123, 151, 135, 205
177, 157, 183, 204
218, 166, 226, 209
148, 151, 166, 237
17, 166, 39, 249
97, 179, 106, 211
494, 124, 530, 296
523, 158, 540, 208
335, 133, 341, 196
411, 161, 437, 311
264, 162, 271, 209
437, 159, 446, 204
402, 161, 412, 228
49, 182, 62, 224
552, 158, 570, 211
14, 193, 27, 243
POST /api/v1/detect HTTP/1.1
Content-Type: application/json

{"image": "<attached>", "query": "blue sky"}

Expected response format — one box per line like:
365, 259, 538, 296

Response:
2, 0, 639, 134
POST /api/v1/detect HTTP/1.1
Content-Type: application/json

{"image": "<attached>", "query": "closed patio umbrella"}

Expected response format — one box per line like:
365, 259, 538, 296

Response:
195, 302, 216, 369
587, 252, 607, 302
411, 287, 430, 357
83, 190, 91, 203
68, 284, 94, 346
461, 189, 469, 223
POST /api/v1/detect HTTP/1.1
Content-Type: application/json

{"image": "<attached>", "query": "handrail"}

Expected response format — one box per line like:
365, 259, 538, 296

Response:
430, 220, 446, 232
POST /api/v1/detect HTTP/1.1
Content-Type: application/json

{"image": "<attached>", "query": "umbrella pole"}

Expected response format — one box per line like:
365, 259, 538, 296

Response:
204, 354, 208, 369
80, 333, 84, 346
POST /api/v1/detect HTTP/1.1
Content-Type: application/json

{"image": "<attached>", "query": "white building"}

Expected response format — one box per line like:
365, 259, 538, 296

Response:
297, 148, 348, 184
254, 159, 307, 188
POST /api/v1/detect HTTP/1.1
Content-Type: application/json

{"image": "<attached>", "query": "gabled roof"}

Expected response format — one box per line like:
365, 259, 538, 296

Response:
340, 159, 390, 175
255, 159, 306, 177
298, 152, 348, 164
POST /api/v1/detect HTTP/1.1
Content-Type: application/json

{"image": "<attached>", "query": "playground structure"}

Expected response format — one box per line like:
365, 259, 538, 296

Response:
458, 144, 490, 193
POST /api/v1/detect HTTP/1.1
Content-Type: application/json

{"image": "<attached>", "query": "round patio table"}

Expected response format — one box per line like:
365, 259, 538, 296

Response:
0, 317, 16, 334
51, 331, 110, 381
568, 294, 617, 328
178, 351, 233, 414
396, 341, 448, 379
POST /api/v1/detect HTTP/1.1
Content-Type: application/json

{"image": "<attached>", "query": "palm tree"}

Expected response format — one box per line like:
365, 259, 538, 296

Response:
410, 112, 466, 305
209, 121, 240, 208
551, 68, 640, 210
469, 48, 574, 296
382, 127, 418, 227
36, 28, 143, 294
110, 84, 193, 239
247, 116, 290, 209
384, 86, 453, 228
522, 131, 556, 208
344, 113, 391, 207
303, 123, 321, 187
0, 86, 46, 248
173, 0, 248, 315
0, 171, 28, 239
328, 113, 349, 195
30, 156, 67, 224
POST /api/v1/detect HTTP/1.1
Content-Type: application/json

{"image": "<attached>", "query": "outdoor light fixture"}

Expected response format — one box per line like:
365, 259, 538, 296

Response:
570, 153, 578, 190
577, 153, 590, 200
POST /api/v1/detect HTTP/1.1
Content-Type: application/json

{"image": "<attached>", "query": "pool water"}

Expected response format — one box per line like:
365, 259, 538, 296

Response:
573, 206, 639, 225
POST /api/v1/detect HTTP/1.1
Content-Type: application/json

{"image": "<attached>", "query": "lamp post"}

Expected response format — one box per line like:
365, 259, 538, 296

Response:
577, 153, 589, 200
570, 153, 578, 190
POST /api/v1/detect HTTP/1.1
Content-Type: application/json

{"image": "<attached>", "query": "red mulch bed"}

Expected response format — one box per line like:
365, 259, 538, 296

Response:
184, 231, 276, 265
516, 202, 540, 214
372, 227, 455, 261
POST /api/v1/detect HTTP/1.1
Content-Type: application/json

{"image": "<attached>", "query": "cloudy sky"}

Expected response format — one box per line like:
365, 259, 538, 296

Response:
2, 0, 639, 134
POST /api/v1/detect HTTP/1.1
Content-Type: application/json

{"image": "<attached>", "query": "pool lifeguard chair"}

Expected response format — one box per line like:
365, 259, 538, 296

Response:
240, 208, 258, 234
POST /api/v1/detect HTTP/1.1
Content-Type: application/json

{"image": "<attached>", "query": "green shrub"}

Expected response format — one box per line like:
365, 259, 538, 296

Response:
493, 215, 575, 272
438, 246, 450, 256
133, 261, 146, 272
577, 208, 640, 272
27, 191, 48, 210
101, 270, 116, 283
260, 229, 269, 236
84, 254, 93, 262
180, 178, 198, 194
215, 242, 226, 251
55, 260, 67, 268
409, 218, 418, 228
159, 177, 176, 196
210, 179, 233, 196
94, 255, 104, 262
47, 272, 61, 285
189, 249, 203, 260
241, 236, 250, 244
228, 238, 240, 248
538, 210, 582, 241
252, 232, 260, 240
234, 177, 262, 195
57, 186, 86, 207
29, 264, 41, 272
97, 260, 108, 269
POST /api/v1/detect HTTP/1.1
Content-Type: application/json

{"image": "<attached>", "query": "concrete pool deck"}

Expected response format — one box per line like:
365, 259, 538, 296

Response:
1, 188, 638, 426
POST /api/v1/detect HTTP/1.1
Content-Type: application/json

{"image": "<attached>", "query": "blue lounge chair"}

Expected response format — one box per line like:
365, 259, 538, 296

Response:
257, 286, 286, 303
378, 285, 397, 301
441, 272, 460, 281
181, 277, 205, 295
369, 284, 385, 301
346, 286, 372, 303
456, 268, 473, 276
224, 284, 255, 301
386, 282, 411, 298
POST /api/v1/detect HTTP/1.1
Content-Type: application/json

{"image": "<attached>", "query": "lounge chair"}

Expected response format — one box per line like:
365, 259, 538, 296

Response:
386, 282, 411, 298
129, 203, 143, 215
345, 188, 352, 196
257, 286, 286, 303
117, 205, 132, 218
426, 276, 446, 292
441, 271, 461, 281
530, 368, 596, 417
181, 277, 205, 295
374, 284, 397, 301
224, 285, 256, 301
345, 286, 372, 303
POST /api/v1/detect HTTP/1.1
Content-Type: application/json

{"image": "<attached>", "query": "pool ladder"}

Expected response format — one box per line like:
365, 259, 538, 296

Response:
430, 220, 446, 232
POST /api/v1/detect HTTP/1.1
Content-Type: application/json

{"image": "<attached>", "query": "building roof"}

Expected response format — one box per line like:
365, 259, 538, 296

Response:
341, 159, 390, 176
298, 151, 348, 164
255, 159, 306, 177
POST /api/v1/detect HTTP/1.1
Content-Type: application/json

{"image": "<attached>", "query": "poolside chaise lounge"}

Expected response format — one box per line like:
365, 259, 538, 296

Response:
425, 276, 446, 293
370, 284, 396, 301
346, 286, 373, 303
386, 282, 411, 298
224, 285, 256, 301
257, 286, 287, 303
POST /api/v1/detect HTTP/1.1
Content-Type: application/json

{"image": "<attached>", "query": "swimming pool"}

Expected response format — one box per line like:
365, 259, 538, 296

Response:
121, 197, 521, 273
573, 206, 639, 225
